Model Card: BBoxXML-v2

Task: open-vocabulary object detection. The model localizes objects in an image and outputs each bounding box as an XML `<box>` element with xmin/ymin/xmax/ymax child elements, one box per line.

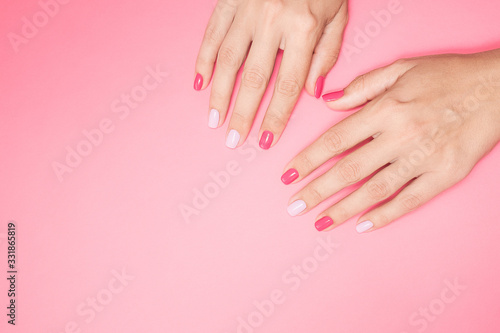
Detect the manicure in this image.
<box><xmin>287</xmin><ymin>200</ymin><xmax>306</xmax><ymax>217</ymax></box>
<box><xmin>356</xmin><ymin>220</ymin><xmax>374</xmax><ymax>233</ymax></box>
<box><xmin>259</xmin><ymin>131</ymin><xmax>274</xmax><ymax>150</ymax></box>
<box><xmin>322</xmin><ymin>90</ymin><xmax>344</xmax><ymax>102</ymax></box>
<box><xmin>315</xmin><ymin>216</ymin><xmax>334</xmax><ymax>231</ymax></box>
<box><xmin>225</xmin><ymin>129</ymin><xmax>240</xmax><ymax>149</ymax></box>
<box><xmin>194</xmin><ymin>73</ymin><xmax>203</xmax><ymax>91</ymax></box>
<box><xmin>208</xmin><ymin>109</ymin><xmax>219</xmax><ymax>129</ymax></box>
<box><xmin>281</xmin><ymin>168</ymin><xmax>299</xmax><ymax>185</ymax></box>
<box><xmin>315</xmin><ymin>76</ymin><xmax>325</xmax><ymax>99</ymax></box>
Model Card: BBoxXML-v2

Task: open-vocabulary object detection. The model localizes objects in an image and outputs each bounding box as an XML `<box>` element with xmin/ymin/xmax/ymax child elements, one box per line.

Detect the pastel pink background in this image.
<box><xmin>1</xmin><ymin>0</ymin><xmax>500</xmax><ymax>332</ymax></box>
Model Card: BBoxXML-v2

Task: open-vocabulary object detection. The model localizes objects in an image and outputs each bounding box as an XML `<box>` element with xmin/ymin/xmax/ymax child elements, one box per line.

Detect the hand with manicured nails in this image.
<box><xmin>282</xmin><ymin>50</ymin><xmax>500</xmax><ymax>233</ymax></box>
<box><xmin>194</xmin><ymin>0</ymin><xmax>348</xmax><ymax>149</ymax></box>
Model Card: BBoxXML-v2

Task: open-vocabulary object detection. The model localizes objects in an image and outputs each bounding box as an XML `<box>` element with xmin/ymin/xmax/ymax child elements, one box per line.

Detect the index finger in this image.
<box><xmin>281</xmin><ymin>107</ymin><xmax>382</xmax><ymax>184</ymax></box>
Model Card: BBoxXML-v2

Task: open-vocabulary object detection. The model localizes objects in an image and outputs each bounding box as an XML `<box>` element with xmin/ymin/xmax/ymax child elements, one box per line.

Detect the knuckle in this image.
<box><xmin>218</xmin><ymin>0</ymin><xmax>239</xmax><ymax>9</ymax></box>
<box><xmin>381</xmin><ymin>96</ymin><xmax>404</xmax><ymax>109</ymax></box>
<box><xmin>297</xmin><ymin>153</ymin><xmax>314</xmax><ymax>171</ymax></box>
<box><xmin>337</xmin><ymin>159</ymin><xmax>362</xmax><ymax>184</ymax></box>
<box><xmin>323</xmin><ymin>51</ymin><xmax>340</xmax><ymax>66</ymax></box>
<box><xmin>305</xmin><ymin>186</ymin><xmax>324</xmax><ymax>203</ymax></box>
<box><xmin>328</xmin><ymin>201</ymin><xmax>355</xmax><ymax>223</ymax></box>
<box><xmin>298</xmin><ymin>12</ymin><xmax>319</xmax><ymax>33</ymax></box>
<box><xmin>218</xmin><ymin>46</ymin><xmax>239</xmax><ymax>69</ymax></box>
<box><xmin>205</xmin><ymin>24</ymin><xmax>221</xmax><ymax>45</ymax></box>
<box><xmin>399</xmin><ymin>120</ymin><xmax>427</xmax><ymax>144</ymax></box>
<box><xmin>209</xmin><ymin>89</ymin><xmax>225</xmax><ymax>103</ymax></box>
<box><xmin>377</xmin><ymin>214</ymin><xmax>390</xmax><ymax>226</ymax></box>
<box><xmin>392</xmin><ymin>58</ymin><xmax>408</xmax><ymax>67</ymax></box>
<box><xmin>383</xmin><ymin>86</ymin><xmax>416</xmax><ymax>105</ymax></box>
<box><xmin>392</xmin><ymin>57</ymin><xmax>416</xmax><ymax>72</ymax></box>
<box><xmin>197</xmin><ymin>54</ymin><xmax>211</xmax><ymax>68</ymax></box>
<box><xmin>450</xmin><ymin>164</ymin><xmax>470</xmax><ymax>182</ymax></box>
<box><xmin>338</xmin><ymin>9</ymin><xmax>349</xmax><ymax>26</ymax></box>
<box><xmin>230</xmin><ymin>111</ymin><xmax>250</xmax><ymax>125</ymax></box>
<box><xmin>440</xmin><ymin>152</ymin><xmax>471</xmax><ymax>182</ymax></box>
<box><xmin>242</xmin><ymin>68</ymin><xmax>267</xmax><ymax>90</ymax></box>
<box><xmin>323</xmin><ymin>129</ymin><xmax>345</xmax><ymax>154</ymax></box>
<box><xmin>366</xmin><ymin>180</ymin><xmax>390</xmax><ymax>201</ymax></box>
<box><xmin>265</xmin><ymin>113</ymin><xmax>287</xmax><ymax>130</ymax></box>
<box><xmin>333</xmin><ymin>205</ymin><xmax>350</xmax><ymax>223</ymax></box>
<box><xmin>276</xmin><ymin>76</ymin><xmax>301</xmax><ymax>98</ymax></box>
<box><xmin>400</xmin><ymin>193</ymin><xmax>422</xmax><ymax>211</ymax></box>
<box><xmin>453</xmin><ymin>168</ymin><xmax>472</xmax><ymax>183</ymax></box>
<box><xmin>352</xmin><ymin>73</ymin><xmax>368</xmax><ymax>92</ymax></box>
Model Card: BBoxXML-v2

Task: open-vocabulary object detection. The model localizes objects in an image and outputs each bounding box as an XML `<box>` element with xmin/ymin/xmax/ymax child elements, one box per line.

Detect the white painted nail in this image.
<box><xmin>208</xmin><ymin>109</ymin><xmax>219</xmax><ymax>129</ymax></box>
<box><xmin>287</xmin><ymin>200</ymin><xmax>307</xmax><ymax>217</ymax></box>
<box><xmin>356</xmin><ymin>221</ymin><xmax>374</xmax><ymax>233</ymax></box>
<box><xmin>225</xmin><ymin>129</ymin><xmax>240</xmax><ymax>149</ymax></box>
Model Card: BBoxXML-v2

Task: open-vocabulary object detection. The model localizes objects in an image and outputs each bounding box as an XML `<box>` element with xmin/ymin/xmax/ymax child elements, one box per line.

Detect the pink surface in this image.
<box><xmin>1</xmin><ymin>0</ymin><xmax>500</xmax><ymax>332</ymax></box>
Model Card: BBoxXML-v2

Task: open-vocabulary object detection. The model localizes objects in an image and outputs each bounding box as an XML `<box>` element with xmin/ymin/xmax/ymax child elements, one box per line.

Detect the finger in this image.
<box><xmin>355</xmin><ymin>172</ymin><xmax>450</xmax><ymax>233</ymax></box>
<box><xmin>225</xmin><ymin>37</ymin><xmax>279</xmax><ymax>148</ymax></box>
<box><xmin>258</xmin><ymin>39</ymin><xmax>316</xmax><ymax>149</ymax></box>
<box><xmin>306</xmin><ymin>3</ymin><xmax>349</xmax><ymax>98</ymax></box>
<box><xmin>286</xmin><ymin>136</ymin><xmax>398</xmax><ymax>216</ymax></box>
<box><xmin>195</xmin><ymin>2</ymin><xmax>238</xmax><ymax>90</ymax></box>
<box><xmin>313</xmin><ymin>160</ymin><xmax>420</xmax><ymax>231</ymax></box>
<box><xmin>208</xmin><ymin>23</ymin><xmax>252</xmax><ymax>130</ymax></box>
<box><xmin>281</xmin><ymin>106</ymin><xmax>381</xmax><ymax>184</ymax></box>
<box><xmin>322</xmin><ymin>59</ymin><xmax>416</xmax><ymax>109</ymax></box>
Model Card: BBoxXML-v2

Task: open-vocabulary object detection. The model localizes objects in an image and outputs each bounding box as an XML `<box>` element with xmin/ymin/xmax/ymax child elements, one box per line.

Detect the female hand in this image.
<box><xmin>194</xmin><ymin>0</ymin><xmax>348</xmax><ymax>149</ymax></box>
<box><xmin>282</xmin><ymin>50</ymin><xmax>500</xmax><ymax>232</ymax></box>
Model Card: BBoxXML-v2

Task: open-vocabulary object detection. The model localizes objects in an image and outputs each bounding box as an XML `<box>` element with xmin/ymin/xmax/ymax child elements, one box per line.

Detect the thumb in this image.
<box><xmin>323</xmin><ymin>58</ymin><xmax>416</xmax><ymax>110</ymax></box>
<box><xmin>305</xmin><ymin>4</ymin><xmax>348</xmax><ymax>98</ymax></box>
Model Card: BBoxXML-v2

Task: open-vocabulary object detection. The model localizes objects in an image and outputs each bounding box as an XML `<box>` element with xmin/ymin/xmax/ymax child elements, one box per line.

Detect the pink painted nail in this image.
<box><xmin>194</xmin><ymin>73</ymin><xmax>203</xmax><ymax>91</ymax></box>
<box><xmin>322</xmin><ymin>90</ymin><xmax>344</xmax><ymax>102</ymax></box>
<box><xmin>287</xmin><ymin>200</ymin><xmax>307</xmax><ymax>216</ymax></box>
<box><xmin>281</xmin><ymin>168</ymin><xmax>299</xmax><ymax>185</ymax></box>
<box><xmin>315</xmin><ymin>76</ymin><xmax>325</xmax><ymax>99</ymax></box>
<box><xmin>315</xmin><ymin>216</ymin><xmax>334</xmax><ymax>231</ymax></box>
<box><xmin>356</xmin><ymin>220</ymin><xmax>374</xmax><ymax>233</ymax></box>
<box><xmin>259</xmin><ymin>131</ymin><xmax>274</xmax><ymax>150</ymax></box>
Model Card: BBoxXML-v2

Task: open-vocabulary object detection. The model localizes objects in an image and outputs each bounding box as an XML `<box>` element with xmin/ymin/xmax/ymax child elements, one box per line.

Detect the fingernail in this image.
<box><xmin>315</xmin><ymin>76</ymin><xmax>325</xmax><ymax>99</ymax></box>
<box><xmin>287</xmin><ymin>200</ymin><xmax>306</xmax><ymax>217</ymax></box>
<box><xmin>225</xmin><ymin>129</ymin><xmax>240</xmax><ymax>149</ymax></box>
<box><xmin>208</xmin><ymin>109</ymin><xmax>219</xmax><ymax>129</ymax></box>
<box><xmin>315</xmin><ymin>216</ymin><xmax>334</xmax><ymax>231</ymax></box>
<box><xmin>281</xmin><ymin>168</ymin><xmax>299</xmax><ymax>185</ymax></box>
<box><xmin>194</xmin><ymin>73</ymin><xmax>203</xmax><ymax>91</ymax></box>
<box><xmin>322</xmin><ymin>90</ymin><xmax>344</xmax><ymax>102</ymax></box>
<box><xmin>259</xmin><ymin>131</ymin><xmax>274</xmax><ymax>150</ymax></box>
<box><xmin>356</xmin><ymin>220</ymin><xmax>374</xmax><ymax>233</ymax></box>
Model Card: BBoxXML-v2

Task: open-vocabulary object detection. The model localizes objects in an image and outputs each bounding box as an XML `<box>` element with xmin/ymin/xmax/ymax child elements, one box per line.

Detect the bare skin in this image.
<box><xmin>284</xmin><ymin>50</ymin><xmax>500</xmax><ymax>232</ymax></box>
<box><xmin>195</xmin><ymin>0</ymin><xmax>348</xmax><ymax>148</ymax></box>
